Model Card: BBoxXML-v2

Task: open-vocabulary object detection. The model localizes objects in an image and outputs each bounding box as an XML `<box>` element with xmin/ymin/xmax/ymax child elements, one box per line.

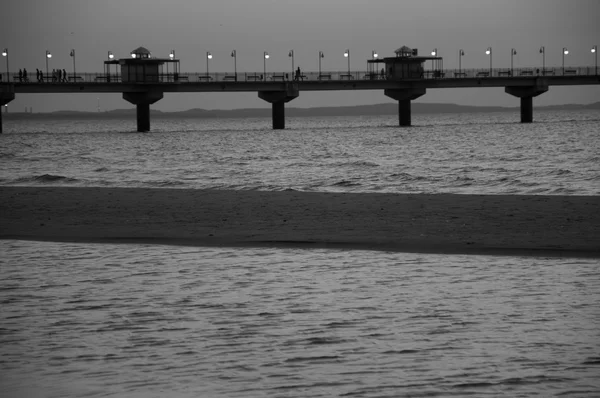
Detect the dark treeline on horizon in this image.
<box><xmin>3</xmin><ymin>102</ymin><xmax>599</xmax><ymax>119</ymax></box>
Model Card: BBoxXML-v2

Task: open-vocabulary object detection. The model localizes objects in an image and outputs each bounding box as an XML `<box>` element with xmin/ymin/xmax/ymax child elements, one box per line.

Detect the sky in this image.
<box><xmin>1</xmin><ymin>0</ymin><xmax>599</xmax><ymax>112</ymax></box>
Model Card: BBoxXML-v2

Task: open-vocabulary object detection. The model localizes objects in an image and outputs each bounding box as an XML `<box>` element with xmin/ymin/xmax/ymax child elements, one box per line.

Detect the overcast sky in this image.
<box><xmin>2</xmin><ymin>0</ymin><xmax>599</xmax><ymax>112</ymax></box>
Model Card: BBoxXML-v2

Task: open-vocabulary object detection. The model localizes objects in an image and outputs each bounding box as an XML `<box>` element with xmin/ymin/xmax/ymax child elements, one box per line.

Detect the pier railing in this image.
<box><xmin>2</xmin><ymin>66</ymin><xmax>597</xmax><ymax>84</ymax></box>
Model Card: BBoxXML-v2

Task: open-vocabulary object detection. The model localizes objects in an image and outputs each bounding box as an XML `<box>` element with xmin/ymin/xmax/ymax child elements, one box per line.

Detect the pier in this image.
<box><xmin>1</xmin><ymin>46</ymin><xmax>599</xmax><ymax>132</ymax></box>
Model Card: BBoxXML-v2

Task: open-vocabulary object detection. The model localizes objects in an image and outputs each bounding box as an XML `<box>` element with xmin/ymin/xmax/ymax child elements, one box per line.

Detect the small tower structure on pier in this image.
<box><xmin>106</xmin><ymin>47</ymin><xmax>180</xmax><ymax>132</ymax></box>
<box><xmin>104</xmin><ymin>47</ymin><xmax>180</xmax><ymax>83</ymax></box>
<box><xmin>368</xmin><ymin>46</ymin><xmax>443</xmax><ymax>79</ymax></box>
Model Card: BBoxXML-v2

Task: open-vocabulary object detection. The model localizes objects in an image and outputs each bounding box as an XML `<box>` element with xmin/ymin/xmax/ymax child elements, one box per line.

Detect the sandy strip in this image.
<box><xmin>1</xmin><ymin>187</ymin><xmax>599</xmax><ymax>257</ymax></box>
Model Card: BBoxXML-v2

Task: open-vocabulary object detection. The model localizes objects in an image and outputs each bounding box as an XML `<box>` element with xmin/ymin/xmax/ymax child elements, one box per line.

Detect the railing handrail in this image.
<box><xmin>1</xmin><ymin>65</ymin><xmax>598</xmax><ymax>84</ymax></box>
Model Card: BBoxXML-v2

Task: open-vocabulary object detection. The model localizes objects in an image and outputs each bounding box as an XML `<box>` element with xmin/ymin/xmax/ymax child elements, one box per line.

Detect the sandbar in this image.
<box><xmin>1</xmin><ymin>187</ymin><xmax>599</xmax><ymax>257</ymax></box>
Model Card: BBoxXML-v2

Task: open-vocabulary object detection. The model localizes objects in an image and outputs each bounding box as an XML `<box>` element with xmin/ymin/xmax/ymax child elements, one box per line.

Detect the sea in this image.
<box><xmin>1</xmin><ymin>110</ymin><xmax>599</xmax><ymax>397</ymax></box>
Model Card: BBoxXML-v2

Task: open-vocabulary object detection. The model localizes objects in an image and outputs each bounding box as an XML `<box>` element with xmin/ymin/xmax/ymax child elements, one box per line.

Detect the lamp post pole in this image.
<box><xmin>459</xmin><ymin>49</ymin><xmax>464</xmax><ymax>75</ymax></box>
<box><xmin>231</xmin><ymin>50</ymin><xmax>237</xmax><ymax>81</ymax></box>
<box><xmin>1</xmin><ymin>49</ymin><xmax>8</xmax><ymax>82</ymax></box>
<box><xmin>486</xmin><ymin>47</ymin><xmax>492</xmax><ymax>76</ymax></box>
<box><xmin>592</xmin><ymin>45</ymin><xmax>598</xmax><ymax>75</ymax></box>
<box><xmin>371</xmin><ymin>50</ymin><xmax>377</xmax><ymax>75</ymax></box>
<box><xmin>344</xmin><ymin>49</ymin><xmax>350</xmax><ymax>75</ymax></box>
<box><xmin>45</xmin><ymin>50</ymin><xmax>52</xmax><ymax>80</ymax></box>
<box><xmin>430</xmin><ymin>48</ymin><xmax>437</xmax><ymax>75</ymax></box>
<box><xmin>511</xmin><ymin>48</ymin><xmax>516</xmax><ymax>75</ymax></box>
<box><xmin>263</xmin><ymin>52</ymin><xmax>269</xmax><ymax>80</ymax></box>
<box><xmin>562</xmin><ymin>47</ymin><xmax>568</xmax><ymax>75</ymax></box>
<box><xmin>206</xmin><ymin>52</ymin><xmax>212</xmax><ymax>77</ymax></box>
<box><xmin>289</xmin><ymin>50</ymin><xmax>294</xmax><ymax>77</ymax></box>
<box><xmin>318</xmin><ymin>51</ymin><xmax>323</xmax><ymax>77</ymax></box>
<box><xmin>107</xmin><ymin>51</ymin><xmax>114</xmax><ymax>81</ymax></box>
<box><xmin>540</xmin><ymin>46</ymin><xmax>545</xmax><ymax>73</ymax></box>
<box><xmin>70</xmin><ymin>49</ymin><xmax>76</xmax><ymax>81</ymax></box>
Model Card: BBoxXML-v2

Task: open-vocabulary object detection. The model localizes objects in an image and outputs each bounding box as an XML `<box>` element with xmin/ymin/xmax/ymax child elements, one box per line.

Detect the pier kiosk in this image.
<box><xmin>369</xmin><ymin>46</ymin><xmax>442</xmax><ymax>126</ymax></box>
<box><xmin>113</xmin><ymin>47</ymin><xmax>179</xmax><ymax>132</ymax></box>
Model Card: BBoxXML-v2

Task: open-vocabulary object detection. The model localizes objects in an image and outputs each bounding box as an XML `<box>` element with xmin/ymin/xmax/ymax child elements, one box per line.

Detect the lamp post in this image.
<box><xmin>318</xmin><ymin>51</ymin><xmax>324</xmax><ymax>76</ymax></box>
<box><xmin>344</xmin><ymin>49</ymin><xmax>350</xmax><ymax>75</ymax></box>
<box><xmin>45</xmin><ymin>50</ymin><xmax>52</xmax><ymax>80</ymax></box>
<box><xmin>592</xmin><ymin>45</ymin><xmax>597</xmax><ymax>75</ymax></box>
<box><xmin>263</xmin><ymin>51</ymin><xmax>269</xmax><ymax>80</ymax></box>
<box><xmin>206</xmin><ymin>52</ymin><xmax>212</xmax><ymax>77</ymax></box>
<box><xmin>168</xmin><ymin>50</ymin><xmax>175</xmax><ymax>80</ymax></box>
<box><xmin>107</xmin><ymin>51</ymin><xmax>114</xmax><ymax>81</ymax></box>
<box><xmin>289</xmin><ymin>50</ymin><xmax>294</xmax><ymax>76</ymax></box>
<box><xmin>511</xmin><ymin>48</ymin><xmax>516</xmax><ymax>75</ymax></box>
<box><xmin>485</xmin><ymin>47</ymin><xmax>492</xmax><ymax>76</ymax></box>
<box><xmin>562</xmin><ymin>47</ymin><xmax>568</xmax><ymax>75</ymax></box>
<box><xmin>371</xmin><ymin>50</ymin><xmax>377</xmax><ymax>74</ymax></box>
<box><xmin>1</xmin><ymin>49</ymin><xmax>8</xmax><ymax>82</ymax></box>
<box><xmin>540</xmin><ymin>46</ymin><xmax>545</xmax><ymax>72</ymax></box>
<box><xmin>231</xmin><ymin>50</ymin><xmax>237</xmax><ymax>81</ymax></box>
<box><xmin>70</xmin><ymin>49</ymin><xmax>76</xmax><ymax>81</ymax></box>
<box><xmin>430</xmin><ymin>48</ymin><xmax>437</xmax><ymax>74</ymax></box>
<box><xmin>459</xmin><ymin>49</ymin><xmax>465</xmax><ymax>75</ymax></box>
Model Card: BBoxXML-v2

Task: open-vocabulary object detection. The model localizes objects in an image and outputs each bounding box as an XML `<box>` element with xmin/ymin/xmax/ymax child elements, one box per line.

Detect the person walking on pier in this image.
<box><xmin>36</xmin><ymin>69</ymin><xmax>41</xmax><ymax>82</ymax></box>
<box><xmin>23</xmin><ymin>68</ymin><xmax>28</xmax><ymax>82</ymax></box>
<box><xmin>62</xmin><ymin>69</ymin><xmax>67</xmax><ymax>82</ymax></box>
<box><xmin>295</xmin><ymin>67</ymin><xmax>302</xmax><ymax>81</ymax></box>
<box><xmin>18</xmin><ymin>69</ymin><xmax>23</xmax><ymax>82</ymax></box>
<box><xmin>58</xmin><ymin>69</ymin><xmax>62</xmax><ymax>82</ymax></box>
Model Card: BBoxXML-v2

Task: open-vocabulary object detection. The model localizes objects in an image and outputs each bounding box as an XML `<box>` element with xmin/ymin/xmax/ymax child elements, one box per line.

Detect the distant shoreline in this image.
<box><xmin>4</xmin><ymin>102</ymin><xmax>599</xmax><ymax>120</ymax></box>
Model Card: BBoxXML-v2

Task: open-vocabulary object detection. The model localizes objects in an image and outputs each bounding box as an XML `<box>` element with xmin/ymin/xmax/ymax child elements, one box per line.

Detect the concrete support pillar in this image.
<box><xmin>136</xmin><ymin>103</ymin><xmax>150</xmax><ymax>132</ymax></box>
<box><xmin>399</xmin><ymin>99</ymin><xmax>411</xmax><ymax>127</ymax></box>
<box><xmin>520</xmin><ymin>96</ymin><xmax>533</xmax><ymax>123</ymax></box>
<box><xmin>0</xmin><ymin>92</ymin><xmax>16</xmax><ymax>134</ymax></box>
<box><xmin>122</xmin><ymin>91</ymin><xmax>164</xmax><ymax>132</ymax></box>
<box><xmin>505</xmin><ymin>82</ymin><xmax>548</xmax><ymax>124</ymax></box>
<box><xmin>384</xmin><ymin>88</ymin><xmax>426</xmax><ymax>127</ymax></box>
<box><xmin>258</xmin><ymin>85</ymin><xmax>299</xmax><ymax>130</ymax></box>
<box><xmin>272</xmin><ymin>101</ymin><xmax>285</xmax><ymax>130</ymax></box>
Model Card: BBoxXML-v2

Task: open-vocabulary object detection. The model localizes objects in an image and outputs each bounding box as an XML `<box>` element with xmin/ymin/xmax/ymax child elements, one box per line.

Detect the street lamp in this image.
<box><xmin>371</xmin><ymin>50</ymin><xmax>377</xmax><ymax>74</ymax></box>
<box><xmin>289</xmin><ymin>50</ymin><xmax>294</xmax><ymax>76</ymax></box>
<box><xmin>45</xmin><ymin>50</ymin><xmax>52</xmax><ymax>80</ymax></box>
<box><xmin>2</xmin><ymin>49</ymin><xmax>8</xmax><ymax>82</ymax></box>
<box><xmin>263</xmin><ymin>51</ymin><xmax>269</xmax><ymax>80</ymax></box>
<box><xmin>107</xmin><ymin>51</ymin><xmax>114</xmax><ymax>81</ymax></box>
<box><xmin>540</xmin><ymin>46</ymin><xmax>545</xmax><ymax>72</ymax></box>
<box><xmin>459</xmin><ymin>49</ymin><xmax>465</xmax><ymax>75</ymax></box>
<box><xmin>592</xmin><ymin>45</ymin><xmax>597</xmax><ymax>75</ymax></box>
<box><xmin>231</xmin><ymin>50</ymin><xmax>237</xmax><ymax>81</ymax></box>
<box><xmin>562</xmin><ymin>47</ymin><xmax>568</xmax><ymax>75</ymax></box>
<box><xmin>485</xmin><ymin>47</ymin><xmax>492</xmax><ymax>75</ymax></box>
<box><xmin>70</xmin><ymin>49</ymin><xmax>76</xmax><ymax>81</ymax></box>
<box><xmin>318</xmin><ymin>50</ymin><xmax>324</xmax><ymax>76</ymax></box>
<box><xmin>206</xmin><ymin>52</ymin><xmax>212</xmax><ymax>77</ymax></box>
<box><xmin>511</xmin><ymin>48</ymin><xmax>517</xmax><ymax>75</ymax></box>
<box><xmin>344</xmin><ymin>49</ymin><xmax>350</xmax><ymax>74</ymax></box>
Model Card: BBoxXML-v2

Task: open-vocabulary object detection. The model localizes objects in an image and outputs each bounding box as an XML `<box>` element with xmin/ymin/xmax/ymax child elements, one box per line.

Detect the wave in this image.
<box><xmin>13</xmin><ymin>174</ymin><xmax>80</xmax><ymax>184</ymax></box>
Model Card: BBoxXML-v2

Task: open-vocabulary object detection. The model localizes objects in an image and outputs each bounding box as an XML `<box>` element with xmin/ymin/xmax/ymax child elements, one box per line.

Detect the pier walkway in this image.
<box><xmin>1</xmin><ymin>66</ymin><xmax>599</xmax><ymax>132</ymax></box>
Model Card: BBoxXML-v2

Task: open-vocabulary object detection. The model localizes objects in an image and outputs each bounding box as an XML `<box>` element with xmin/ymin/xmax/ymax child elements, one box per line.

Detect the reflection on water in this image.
<box><xmin>1</xmin><ymin>240</ymin><xmax>599</xmax><ymax>397</ymax></box>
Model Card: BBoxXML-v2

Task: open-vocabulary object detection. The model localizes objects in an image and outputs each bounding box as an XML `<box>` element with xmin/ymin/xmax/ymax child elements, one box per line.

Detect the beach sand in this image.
<box><xmin>1</xmin><ymin>187</ymin><xmax>599</xmax><ymax>257</ymax></box>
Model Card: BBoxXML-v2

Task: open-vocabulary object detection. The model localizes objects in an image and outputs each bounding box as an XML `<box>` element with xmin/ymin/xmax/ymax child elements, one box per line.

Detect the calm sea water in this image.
<box><xmin>1</xmin><ymin>111</ymin><xmax>599</xmax><ymax>397</ymax></box>
<box><xmin>1</xmin><ymin>240</ymin><xmax>599</xmax><ymax>397</ymax></box>
<box><xmin>1</xmin><ymin>110</ymin><xmax>599</xmax><ymax>195</ymax></box>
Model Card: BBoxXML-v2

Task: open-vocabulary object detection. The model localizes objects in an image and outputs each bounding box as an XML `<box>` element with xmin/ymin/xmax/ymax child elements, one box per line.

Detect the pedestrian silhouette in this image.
<box><xmin>23</xmin><ymin>68</ymin><xmax>28</xmax><ymax>82</ymax></box>
<box><xmin>58</xmin><ymin>69</ymin><xmax>62</xmax><ymax>82</ymax></box>
<box><xmin>295</xmin><ymin>67</ymin><xmax>301</xmax><ymax>81</ymax></box>
<box><xmin>18</xmin><ymin>69</ymin><xmax>23</xmax><ymax>82</ymax></box>
<box><xmin>63</xmin><ymin>69</ymin><xmax>67</xmax><ymax>82</ymax></box>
